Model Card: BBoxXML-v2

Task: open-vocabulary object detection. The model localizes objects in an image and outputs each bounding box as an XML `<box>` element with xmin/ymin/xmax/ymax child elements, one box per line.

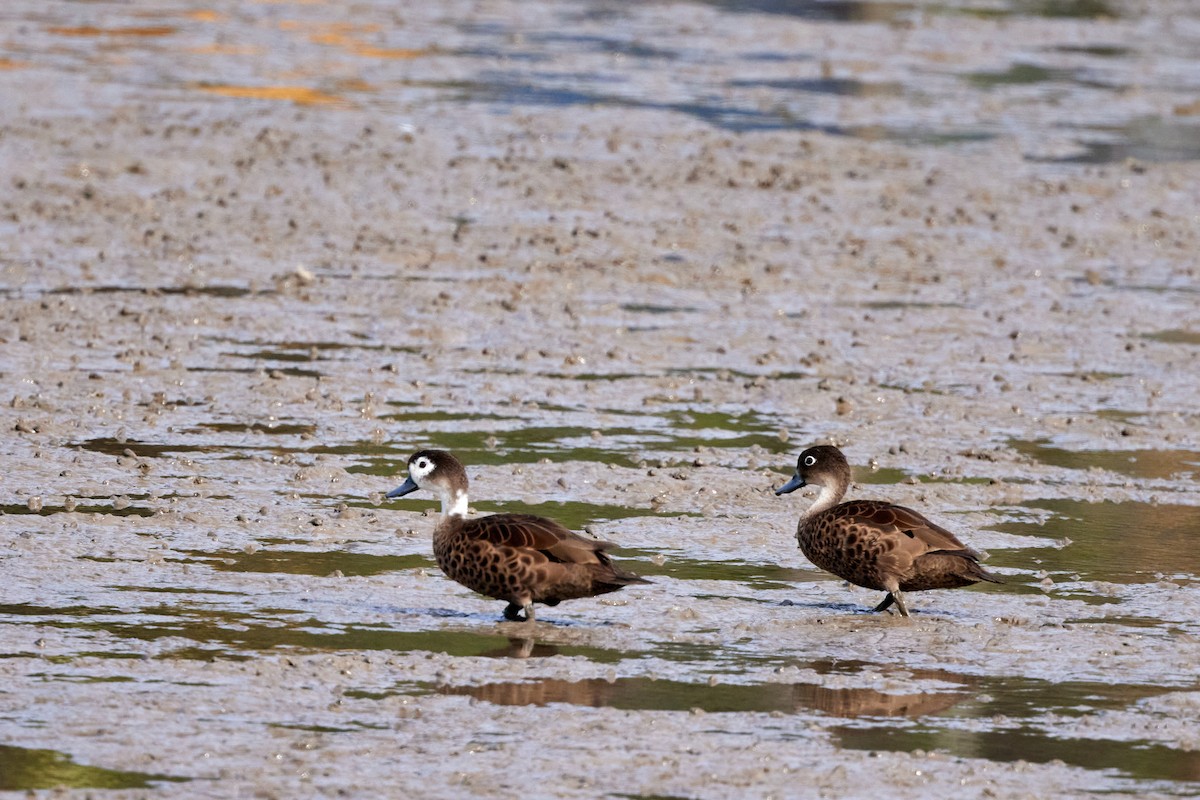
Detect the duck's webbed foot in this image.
<box><xmin>872</xmin><ymin>593</ymin><xmax>895</xmax><ymax>614</ymax></box>
<box><xmin>873</xmin><ymin>592</ymin><xmax>910</xmax><ymax>617</ymax></box>
<box><xmin>502</xmin><ymin>602</ymin><xmax>536</xmax><ymax>622</ymax></box>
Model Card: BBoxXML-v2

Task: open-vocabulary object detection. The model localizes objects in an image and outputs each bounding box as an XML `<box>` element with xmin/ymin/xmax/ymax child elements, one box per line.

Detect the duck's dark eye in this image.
<box><xmin>803</xmin><ymin>455</ymin><xmax>816</xmax><ymax>467</ymax></box>
<box><xmin>416</xmin><ymin>459</ymin><xmax>428</xmax><ymax>470</ymax></box>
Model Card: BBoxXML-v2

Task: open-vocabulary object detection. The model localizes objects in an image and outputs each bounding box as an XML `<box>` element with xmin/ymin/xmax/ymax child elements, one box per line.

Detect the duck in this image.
<box><xmin>775</xmin><ymin>444</ymin><xmax>1001</xmax><ymax>616</ymax></box>
<box><xmin>387</xmin><ymin>449</ymin><xmax>649</xmax><ymax>622</ymax></box>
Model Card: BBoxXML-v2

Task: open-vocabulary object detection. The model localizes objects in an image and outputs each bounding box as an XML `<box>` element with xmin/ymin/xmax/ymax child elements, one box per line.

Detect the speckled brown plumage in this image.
<box><xmin>776</xmin><ymin>445</ymin><xmax>1001</xmax><ymax>616</ymax></box>
<box><xmin>388</xmin><ymin>449</ymin><xmax>649</xmax><ymax>622</ymax></box>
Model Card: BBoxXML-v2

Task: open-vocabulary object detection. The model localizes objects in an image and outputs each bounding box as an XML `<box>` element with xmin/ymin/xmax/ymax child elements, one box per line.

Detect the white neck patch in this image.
<box><xmin>804</xmin><ymin>483</ymin><xmax>842</xmax><ymax>518</ymax></box>
<box><xmin>444</xmin><ymin>489</ymin><xmax>469</xmax><ymax>518</ymax></box>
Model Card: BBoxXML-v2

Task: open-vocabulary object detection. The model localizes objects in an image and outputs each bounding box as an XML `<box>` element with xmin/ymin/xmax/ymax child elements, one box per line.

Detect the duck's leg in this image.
<box><xmin>892</xmin><ymin>591</ymin><xmax>911</xmax><ymax>618</ymax></box>
<box><xmin>503</xmin><ymin>599</ymin><xmax>537</xmax><ymax>622</ymax></box>
<box><xmin>872</xmin><ymin>593</ymin><xmax>895</xmax><ymax>614</ymax></box>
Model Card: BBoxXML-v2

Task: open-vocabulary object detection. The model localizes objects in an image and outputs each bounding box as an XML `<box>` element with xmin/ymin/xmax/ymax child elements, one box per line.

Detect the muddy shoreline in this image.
<box><xmin>3</xmin><ymin>0</ymin><xmax>1200</xmax><ymax>797</ymax></box>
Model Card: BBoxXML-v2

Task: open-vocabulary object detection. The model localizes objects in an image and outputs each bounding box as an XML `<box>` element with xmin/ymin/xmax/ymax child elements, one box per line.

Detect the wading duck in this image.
<box><xmin>775</xmin><ymin>445</ymin><xmax>1000</xmax><ymax>616</ymax></box>
<box><xmin>388</xmin><ymin>449</ymin><xmax>649</xmax><ymax>622</ymax></box>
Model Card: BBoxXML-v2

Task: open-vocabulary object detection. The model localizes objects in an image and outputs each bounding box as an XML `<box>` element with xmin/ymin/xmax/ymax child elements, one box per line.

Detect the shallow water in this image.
<box><xmin>995</xmin><ymin>499</ymin><xmax>1200</xmax><ymax>581</ymax></box>
<box><xmin>836</xmin><ymin>726</ymin><xmax>1200</xmax><ymax>786</ymax></box>
<box><xmin>0</xmin><ymin>0</ymin><xmax>1195</xmax><ymax>163</ymax></box>
<box><xmin>0</xmin><ymin>744</ymin><xmax>187</xmax><ymax>791</ymax></box>
<box><xmin>2</xmin><ymin>0</ymin><xmax>1200</xmax><ymax>797</ymax></box>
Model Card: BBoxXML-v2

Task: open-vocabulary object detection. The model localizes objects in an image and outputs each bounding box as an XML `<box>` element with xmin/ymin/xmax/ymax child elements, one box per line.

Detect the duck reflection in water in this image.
<box><xmin>437</xmin><ymin>674</ymin><xmax>970</xmax><ymax>717</ymax></box>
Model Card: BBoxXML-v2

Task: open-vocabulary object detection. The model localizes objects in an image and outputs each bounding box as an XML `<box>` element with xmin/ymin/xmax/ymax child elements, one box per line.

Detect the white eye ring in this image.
<box><xmin>803</xmin><ymin>455</ymin><xmax>817</xmax><ymax>467</ymax></box>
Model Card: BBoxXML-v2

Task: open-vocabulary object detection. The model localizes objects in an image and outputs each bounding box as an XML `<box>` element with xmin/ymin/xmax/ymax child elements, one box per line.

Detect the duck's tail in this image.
<box><xmin>904</xmin><ymin>550</ymin><xmax>1003</xmax><ymax>591</ymax></box>
<box><xmin>952</xmin><ymin>551</ymin><xmax>1004</xmax><ymax>584</ymax></box>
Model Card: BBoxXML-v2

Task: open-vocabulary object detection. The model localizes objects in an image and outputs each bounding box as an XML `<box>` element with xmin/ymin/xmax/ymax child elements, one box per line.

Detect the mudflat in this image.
<box><xmin>2</xmin><ymin>1</ymin><xmax>1199</xmax><ymax>797</ymax></box>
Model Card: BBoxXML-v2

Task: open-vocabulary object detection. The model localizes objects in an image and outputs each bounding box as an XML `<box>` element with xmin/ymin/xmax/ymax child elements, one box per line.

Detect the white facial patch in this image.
<box><xmin>803</xmin><ymin>455</ymin><xmax>817</xmax><ymax>467</ymax></box>
<box><xmin>409</xmin><ymin>456</ymin><xmax>437</xmax><ymax>484</ymax></box>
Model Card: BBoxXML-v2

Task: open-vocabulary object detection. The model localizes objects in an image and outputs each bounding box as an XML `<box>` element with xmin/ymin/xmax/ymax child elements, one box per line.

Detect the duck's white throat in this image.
<box><xmin>442</xmin><ymin>489</ymin><xmax>469</xmax><ymax>518</ymax></box>
<box><xmin>803</xmin><ymin>483</ymin><xmax>842</xmax><ymax>518</ymax></box>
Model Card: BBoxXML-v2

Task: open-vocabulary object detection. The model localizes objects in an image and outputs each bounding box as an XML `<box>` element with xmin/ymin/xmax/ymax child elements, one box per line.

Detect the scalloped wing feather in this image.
<box><xmin>461</xmin><ymin>513</ymin><xmax>612</xmax><ymax>565</ymax></box>
<box><xmin>837</xmin><ymin>500</ymin><xmax>972</xmax><ymax>555</ymax></box>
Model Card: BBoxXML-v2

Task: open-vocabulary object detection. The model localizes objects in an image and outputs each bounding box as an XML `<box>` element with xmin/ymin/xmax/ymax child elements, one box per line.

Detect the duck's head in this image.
<box><xmin>775</xmin><ymin>445</ymin><xmax>849</xmax><ymax>495</ymax></box>
<box><xmin>387</xmin><ymin>449</ymin><xmax>470</xmax><ymax>516</ymax></box>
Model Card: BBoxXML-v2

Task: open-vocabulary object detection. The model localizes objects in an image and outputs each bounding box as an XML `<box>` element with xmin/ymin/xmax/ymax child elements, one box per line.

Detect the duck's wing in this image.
<box><xmin>838</xmin><ymin>500</ymin><xmax>974</xmax><ymax>555</ymax></box>
<box><xmin>463</xmin><ymin>513</ymin><xmax>613</xmax><ymax>565</ymax></box>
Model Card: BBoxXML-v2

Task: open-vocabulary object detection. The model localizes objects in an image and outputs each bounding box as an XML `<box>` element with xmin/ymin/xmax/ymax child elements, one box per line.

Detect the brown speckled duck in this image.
<box><xmin>775</xmin><ymin>445</ymin><xmax>1000</xmax><ymax>617</ymax></box>
<box><xmin>387</xmin><ymin>449</ymin><xmax>649</xmax><ymax>622</ymax></box>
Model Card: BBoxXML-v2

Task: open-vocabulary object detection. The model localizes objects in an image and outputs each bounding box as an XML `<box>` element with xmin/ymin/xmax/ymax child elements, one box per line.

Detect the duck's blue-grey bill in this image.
<box><xmin>775</xmin><ymin>474</ymin><xmax>806</xmax><ymax>496</ymax></box>
<box><xmin>386</xmin><ymin>477</ymin><xmax>419</xmax><ymax>499</ymax></box>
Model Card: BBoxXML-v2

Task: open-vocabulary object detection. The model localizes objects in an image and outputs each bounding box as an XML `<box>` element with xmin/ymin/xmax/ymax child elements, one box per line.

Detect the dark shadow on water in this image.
<box><xmin>0</xmin><ymin>744</ymin><xmax>187</xmax><ymax>791</ymax></box>
<box><xmin>778</xmin><ymin>598</ymin><xmax>876</xmax><ymax>615</ymax></box>
<box><xmin>773</xmin><ymin>596</ymin><xmax>976</xmax><ymax>617</ymax></box>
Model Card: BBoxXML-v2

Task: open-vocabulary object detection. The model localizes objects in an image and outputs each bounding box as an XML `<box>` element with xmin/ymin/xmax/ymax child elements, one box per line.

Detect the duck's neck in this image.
<box><xmin>441</xmin><ymin>488</ymin><xmax>469</xmax><ymax>519</ymax></box>
<box><xmin>804</xmin><ymin>478</ymin><xmax>847</xmax><ymax>519</ymax></box>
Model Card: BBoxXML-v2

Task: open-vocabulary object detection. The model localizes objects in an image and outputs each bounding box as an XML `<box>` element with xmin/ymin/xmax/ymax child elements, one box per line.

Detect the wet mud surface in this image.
<box><xmin>2</xmin><ymin>0</ymin><xmax>1200</xmax><ymax>797</ymax></box>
